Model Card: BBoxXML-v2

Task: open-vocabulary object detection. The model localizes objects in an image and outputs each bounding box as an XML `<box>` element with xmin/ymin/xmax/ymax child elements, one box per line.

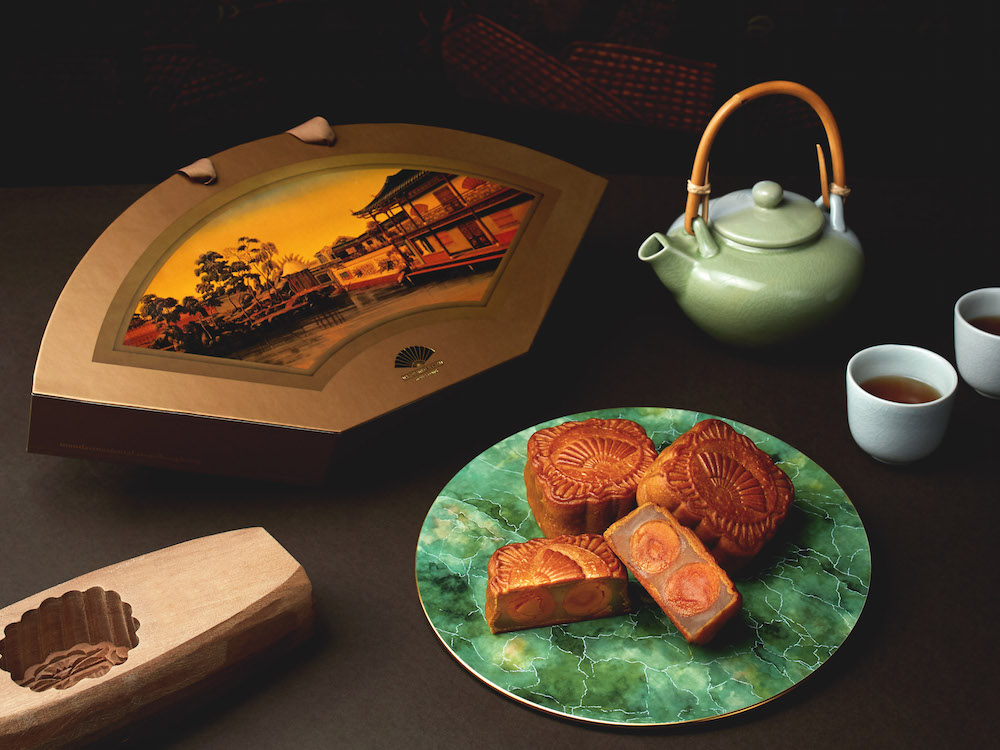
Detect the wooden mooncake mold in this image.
<box><xmin>525</xmin><ymin>418</ymin><xmax>657</xmax><ymax>537</ymax></box>
<box><xmin>636</xmin><ymin>419</ymin><xmax>793</xmax><ymax>571</ymax></box>
<box><xmin>1</xmin><ymin>588</ymin><xmax>140</xmax><ymax>692</ymax></box>
<box><xmin>485</xmin><ymin>534</ymin><xmax>630</xmax><ymax>634</ymax></box>
<box><xmin>604</xmin><ymin>503</ymin><xmax>741</xmax><ymax>645</ymax></box>
<box><xmin>0</xmin><ymin>528</ymin><xmax>313</xmax><ymax>750</ymax></box>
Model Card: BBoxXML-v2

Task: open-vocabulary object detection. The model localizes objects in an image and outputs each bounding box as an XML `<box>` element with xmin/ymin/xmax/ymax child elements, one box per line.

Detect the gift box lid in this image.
<box><xmin>31</xmin><ymin>121</ymin><xmax>606</xmax><ymax>441</ymax></box>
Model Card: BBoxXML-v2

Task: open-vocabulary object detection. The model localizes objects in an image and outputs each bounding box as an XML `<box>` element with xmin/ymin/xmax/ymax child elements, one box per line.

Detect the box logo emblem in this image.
<box><xmin>395</xmin><ymin>345</ymin><xmax>436</xmax><ymax>368</ymax></box>
<box><xmin>396</xmin><ymin>345</ymin><xmax>444</xmax><ymax>381</ymax></box>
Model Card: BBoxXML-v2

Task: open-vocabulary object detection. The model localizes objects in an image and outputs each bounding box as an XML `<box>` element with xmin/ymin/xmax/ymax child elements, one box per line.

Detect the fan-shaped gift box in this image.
<box><xmin>27</xmin><ymin>120</ymin><xmax>605</xmax><ymax>483</ymax></box>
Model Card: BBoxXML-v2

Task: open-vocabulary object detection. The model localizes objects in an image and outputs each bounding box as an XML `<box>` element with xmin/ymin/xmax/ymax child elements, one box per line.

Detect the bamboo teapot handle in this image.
<box><xmin>684</xmin><ymin>80</ymin><xmax>849</xmax><ymax>234</ymax></box>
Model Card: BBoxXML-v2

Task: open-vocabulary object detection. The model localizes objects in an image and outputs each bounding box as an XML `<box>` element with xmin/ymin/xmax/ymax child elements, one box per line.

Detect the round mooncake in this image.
<box><xmin>636</xmin><ymin>419</ymin><xmax>794</xmax><ymax>571</ymax></box>
<box><xmin>525</xmin><ymin>418</ymin><xmax>657</xmax><ymax>537</ymax></box>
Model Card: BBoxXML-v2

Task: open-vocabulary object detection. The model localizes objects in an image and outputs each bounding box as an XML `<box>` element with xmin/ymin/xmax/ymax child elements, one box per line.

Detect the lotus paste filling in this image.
<box><xmin>604</xmin><ymin>503</ymin><xmax>741</xmax><ymax>645</ymax></box>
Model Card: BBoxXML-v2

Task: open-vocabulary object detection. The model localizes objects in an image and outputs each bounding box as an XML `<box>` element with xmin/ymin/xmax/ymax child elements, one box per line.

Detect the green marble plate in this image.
<box><xmin>415</xmin><ymin>407</ymin><xmax>870</xmax><ymax>726</ymax></box>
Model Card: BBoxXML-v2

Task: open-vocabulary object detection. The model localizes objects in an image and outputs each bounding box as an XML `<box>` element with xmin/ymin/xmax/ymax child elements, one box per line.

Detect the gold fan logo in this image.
<box><xmin>395</xmin><ymin>345</ymin><xmax>445</xmax><ymax>381</ymax></box>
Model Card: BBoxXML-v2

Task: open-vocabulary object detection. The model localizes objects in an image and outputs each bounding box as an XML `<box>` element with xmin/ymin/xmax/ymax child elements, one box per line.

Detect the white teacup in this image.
<box><xmin>846</xmin><ymin>344</ymin><xmax>958</xmax><ymax>464</ymax></box>
<box><xmin>955</xmin><ymin>288</ymin><xmax>1000</xmax><ymax>398</ymax></box>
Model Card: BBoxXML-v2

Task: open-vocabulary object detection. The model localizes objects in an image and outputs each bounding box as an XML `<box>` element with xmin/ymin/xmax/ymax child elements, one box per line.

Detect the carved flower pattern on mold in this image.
<box><xmin>0</xmin><ymin>587</ymin><xmax>140</xmax><ymax>692</ymax></box>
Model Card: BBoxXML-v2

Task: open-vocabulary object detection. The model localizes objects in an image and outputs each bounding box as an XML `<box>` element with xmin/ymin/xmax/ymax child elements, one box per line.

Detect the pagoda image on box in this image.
<box><xmin>28</xmin><ymin>119</ymin><xmax>606</xmax><ymax>483</ymax></box>
<box><xmin>0</xmin><ymin>528</ymin><xmax>314</xmax><ymax>749</ymax></box>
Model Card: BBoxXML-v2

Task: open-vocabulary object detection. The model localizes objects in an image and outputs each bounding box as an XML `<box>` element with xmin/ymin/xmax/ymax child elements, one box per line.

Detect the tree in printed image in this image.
<box><xmin>224</xmin><ymin>237</ymin><xmax>284</xmax><ymax>297</ymax></box>
<box><xmin>193</xmin><ymin>250</ymin><xmax>258</xmax><ymax>325</ymax></box>
<box><xmin>136</xmin><ymin>294</ymin><xmax>213</xmax><ymax>352</ymax></box>
<box><xmin>137</xmin><ymin>294</ymin><xmax>182</xmax><ymax>346</ymax></box>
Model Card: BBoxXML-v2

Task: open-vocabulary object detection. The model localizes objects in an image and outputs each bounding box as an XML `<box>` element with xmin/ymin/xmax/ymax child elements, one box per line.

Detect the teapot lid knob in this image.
<box><xmin>752</xmin><ymin>180</ymin><xmax>783</xmax><ymax>208</ymax></box>
<box><xmin>711</xmin><ymin>180</ymin><xmax>824</xmax><ymax>248</ymax></box>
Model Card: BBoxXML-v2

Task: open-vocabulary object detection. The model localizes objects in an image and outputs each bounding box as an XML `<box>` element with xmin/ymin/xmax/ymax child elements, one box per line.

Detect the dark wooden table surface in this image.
<box><xmin>1</xmin><ymin>169</ymin><xmax>996</xmax><ymax>748</ymax></box>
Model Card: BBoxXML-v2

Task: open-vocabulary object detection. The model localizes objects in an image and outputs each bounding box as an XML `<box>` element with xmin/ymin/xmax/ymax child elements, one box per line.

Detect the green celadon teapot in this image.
<box><xmin>639</xmin><ymin>81</ymin><xmax>863</xmax><ymax>347</ymax></box>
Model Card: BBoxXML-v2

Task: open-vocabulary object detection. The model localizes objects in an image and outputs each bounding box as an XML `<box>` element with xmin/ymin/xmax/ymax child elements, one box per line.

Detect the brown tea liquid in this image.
<box><xmin>970</xmin><ymin>315</ymin><xmax>1000</xmax><ymax>335</ymax></box>
<box><xmin>860</xmin><ymin>375</ymin><xmax>941</xmax><ymax>404</ymax></box>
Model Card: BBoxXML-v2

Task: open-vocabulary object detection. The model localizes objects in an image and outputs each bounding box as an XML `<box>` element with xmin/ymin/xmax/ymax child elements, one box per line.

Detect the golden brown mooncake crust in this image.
<box><xmin>485</xmin><ymin>534</ymin><xmax>630</xmax><ymax>634</ymax></box>
<box><xmin>524</xmin><ymin>418</ymin><xmax>657</xmax><ymax>537</ymax></box>
<box><xmin>604</xmin><ymin>503</ymin><xmax>741</xmax><ymax>645</ymax></box>
<box><xmin>636</xmin><ymin>419</ymin><xmax>794</xmax><ymax>571</ymax></box>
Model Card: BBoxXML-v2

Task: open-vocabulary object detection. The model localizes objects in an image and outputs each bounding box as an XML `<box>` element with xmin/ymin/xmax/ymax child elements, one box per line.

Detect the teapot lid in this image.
<box><xmin>710</xmin><ymin>181</ymin><xmax>824</xmax><ymax>248</ymax></box>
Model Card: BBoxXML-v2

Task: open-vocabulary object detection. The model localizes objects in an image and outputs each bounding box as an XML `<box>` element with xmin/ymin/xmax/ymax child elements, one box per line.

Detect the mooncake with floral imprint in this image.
<box><xmin>604</xmin><ymin>502</ymin><xmax>741</xmax><ymax>645</ymax></box>
<box><xmin>485</xmin><ymin>534</ymin><xmax>630</xmax><ymax>634</ymax></box>
<box><xmin>525</xmin><ymin>418</ymin><xmax>657</xmax><ymax>537</ymax></box>
<box><xmin>636</xmin><ymin>419</ymin><xmax>793</xmax><ymax>571</ymax></box>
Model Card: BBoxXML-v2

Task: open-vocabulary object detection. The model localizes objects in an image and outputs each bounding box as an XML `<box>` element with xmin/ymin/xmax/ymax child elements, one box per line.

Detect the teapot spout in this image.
<box><xmin>638</xmin><ymin>232</ymin><xmax>692</xmax><ymax>296</ymax></box>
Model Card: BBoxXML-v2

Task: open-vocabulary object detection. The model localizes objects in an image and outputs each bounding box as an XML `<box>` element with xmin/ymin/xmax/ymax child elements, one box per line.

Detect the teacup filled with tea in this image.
<box><xmin>955</xmin><ymin>288</ymin><xmax>1000</xmax><ymax>398</ymax></box>
<box><xmin>846</xmin><ymin>344</ymin><xmax>958</xmax><ymax>463</ymax></box>
<box><xmin>858</xmin><ymin>374</ymin><xmax>942</xmax><ymax>404</ymax></box>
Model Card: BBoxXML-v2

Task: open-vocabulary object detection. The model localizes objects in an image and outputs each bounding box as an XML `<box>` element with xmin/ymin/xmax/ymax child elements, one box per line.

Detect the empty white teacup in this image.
<box><xmin>846</xmin><ymin>344</ymin><xmax>958</xmax><ymax>464</ymax></box>
<box><xmin>955</xmin><ymin>288</ymin><xmax>1000</xmax><ymax>398</ymax></box>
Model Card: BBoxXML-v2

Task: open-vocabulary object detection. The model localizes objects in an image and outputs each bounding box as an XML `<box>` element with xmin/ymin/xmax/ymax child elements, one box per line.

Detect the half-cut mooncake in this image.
<box><xmin>636</xmin><ymin>419</ymin><xmax>794</xmax><ymax>571</ymax></box>
<box><xmin>525</xmin><ymin>418</ymin><xmax>657</xmax><ymax>537</ymax></box>
<box><xmin>604</xmin><ymin>503</ymin><xmax>741</xmax><ymax>645</ymax></box>
<box><xmin>485</xmin><ymin>534</ymin><xmax>630</xmax><ymax>634</ymax></box>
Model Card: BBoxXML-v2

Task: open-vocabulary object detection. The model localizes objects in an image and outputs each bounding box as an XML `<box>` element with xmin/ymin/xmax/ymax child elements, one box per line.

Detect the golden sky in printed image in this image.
<box><xmin>139</xmin><ymin>166</ymin><xmax>397</xmax><ymax>303</ymax></box>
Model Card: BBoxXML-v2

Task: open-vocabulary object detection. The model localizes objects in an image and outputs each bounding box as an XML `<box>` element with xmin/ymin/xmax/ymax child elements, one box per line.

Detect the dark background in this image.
<box><xmin>2</xmin><ymin>0</ymin><xmax>995</xmax><ymax>185</ymax></box>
